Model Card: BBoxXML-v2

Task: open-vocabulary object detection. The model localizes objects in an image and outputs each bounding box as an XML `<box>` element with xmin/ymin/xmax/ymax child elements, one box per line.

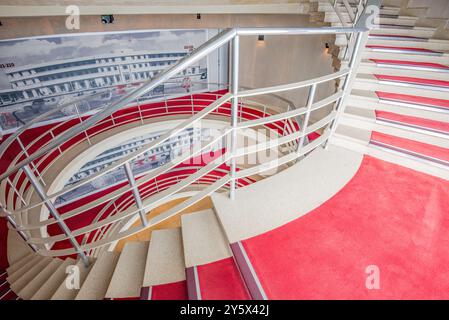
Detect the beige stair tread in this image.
<box><xmin>7</xmin><ymin>255</ymin><xmax>44</xmax><ymax>283</ymax></box>
<box><xmin>6</xmin><ymin>252</ymin><xmax>34</xmax><ymax>275</ymax></box>
<box><xmin>75</xmin><ymin>252</ymin><xmax>119</xmax><ymax>300</ymax></box>
<box><xmin>181</xmin><ymin>209</ymin><xmax>232</xmax><ymax>268</ymax></box>
<box><xmin>143</xmin><ymin>228</ymin><xmax>186</xmax><ymax>287</ymax></box>
<box><xmin>105</xmin><ymin>242</ymin><xmax>148</xmax><ymax>298</ymax></box>
<box><xmin>345</xmin><ymin>106</ymin><xmax>376</xmax><ymax>120</ymax></box>
<box><xmin>51</xmin><ymin>259</ymin><xmax>94</xmax><ymax>300</ymax></box>
<box><xmin>335</xmin><ymin>124</ymin><xmax>372</xmax><ymax>144</ymax></box>
<box><xmin>10</xmin><ymin>257</ymin><xmax>52</xmax><ymax>293</ymax></box>
<box><xmin>18</xmin><ymin>258</ymin><xmax>63</xmax><ymax>300</ymax></box>
<box><xmin>31</xmin><ymin>258</ymin><xmax>75</xmax><ymax>300</ymax></box>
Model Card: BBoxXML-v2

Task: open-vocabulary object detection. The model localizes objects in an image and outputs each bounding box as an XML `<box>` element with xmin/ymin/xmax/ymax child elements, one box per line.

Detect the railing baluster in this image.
<box><xmin>229</xmin><ymin>35</ymin><xmax>240</xmax><ymax>200</ymax></box>
<box><xmin>124</xmin><ymin>162</ymin><xmax>148</xmax><ymax>227</ymax></box>
<box><xmin>297</xmin><ymin>83</ymin><xmax>317</xmax><ymax>154</ymax></box>
<box><xmin>22</xmin><ymin>165</ymin><xmax>89</xmax><ymax>266</ymax></box>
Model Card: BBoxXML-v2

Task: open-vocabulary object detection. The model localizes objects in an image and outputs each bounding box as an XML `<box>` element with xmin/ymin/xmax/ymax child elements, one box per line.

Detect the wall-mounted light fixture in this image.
<box><xmin>197</xmin><ymin>13</ymin><xmax>201</xmax><ymax>20</ymax></box>
<box><xmin>101</xmin><ymin>15</ymin><xmax>114</xmax><ymax>24</ymax></box>
<box><xmin>258</xmin><ymin>35</ymin><xmax>265</xmax><ymax>42</ymax></box>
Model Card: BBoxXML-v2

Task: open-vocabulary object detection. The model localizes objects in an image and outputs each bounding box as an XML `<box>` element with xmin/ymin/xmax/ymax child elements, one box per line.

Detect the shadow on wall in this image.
<box><xmin>239</xmin><ymin>33</ymin><xmax>336</xmax><ymax>124</ymax></box>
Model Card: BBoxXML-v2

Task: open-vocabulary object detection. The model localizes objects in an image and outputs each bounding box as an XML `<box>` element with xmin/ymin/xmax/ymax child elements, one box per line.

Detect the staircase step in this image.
<box><xmin>17</xmin><ymin>258</ymin><xmax>62</xmax><ymax>300</ymax></box>
<box><xmin>354</xmin><ymin>75</ymin><xmax>449</xmax><ymax>99</ymax></box>
<box><xmin>364</xmin><ymin>50</ymin><xmax>449</xmax><ymax>65</ymax></box>
<box><xmin>375</xmin><ymin>110</ymin><xmax>449</xmax><ymax>136</ymax></box>
<box><xmin>10</xmin><ymin>257</ymin><xmax>52</xmax><ymax>293</ymax></box>
<box><xmin>31</xmin><ymin>258</ymin><xmax>75</xmax><ymax>300</ymax></box>
<box><xmin>342</xmin><ymin>107</ymin><xmax>449</xmax><ymax>148</ymax></box>
<box><xmin>366</xmin><ymin>45</ymin><xmax>444</xmax><ymax>56</ymax></box>
<box><xmin>6</xmin><ymin>253</ymin><xmax>34</xmax><ymax>275</ymax></box>
<box><xmin>373</xmin><ymin>74</ymin><xmax>449</xmax><ymax>91</ymax></box>
<box><xmin>347</xmin><ymin>90</ymin><xmax>449</xmax><ymax>123</ymax></box>
<box><xmin>51</xmin><ymin>258</ymin><xmax>93</xmax><ymax>300</ymax></box>
<box><xmin>369</xmin><ymin>26</ymin><xmax>436</xmax><ymax>38</ymax></box>
<box><xmin>6</xmin><ymin>255</ymin><xmax>43</xmax><ymax>283</ymax></box>
<box><xmin>375</xmin><ymin>91</ymin><xmax>449</xmax><ymax>111</ymax></box>
<box><xmin>367</xmin><ymin>38</ymin><xmax>449</xmax><ymax>51</ymax></box>
<box><xmin>355</xmin><ymin>60</ymin><xmax>449</xmax><ymax>81</ymax></box>
<box><xmin>369</xmin><ymin>59</ymin><xmax>449</xmax><ymax>72</ymax></box>
<box><xmin>370</xmin><ymin>131</ymin><xmax>449</xmax><ymax>165</ymax></box>
<box><xmin>75</xmin><ymin>252</ymin><xmax>119</xmax><ymax>300</ymax></box>
<box><xmin>105</xmin><ymin>242</ymin><xmax>148</xmax><ymax>299</ymax></box>
<box><xmin>141</xmin><ymin>228</ymin><xmax>187</xmax><ymax>300</ymax></box>
<box><xmin>181</xmin><ymin>209</ymin><xmax>249</xmax><ymax>300</ymax></box>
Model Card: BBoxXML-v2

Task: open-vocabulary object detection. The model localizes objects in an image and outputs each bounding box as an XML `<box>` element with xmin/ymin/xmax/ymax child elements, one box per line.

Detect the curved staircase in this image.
<box><xmin>1</xmin><ymin>0</ymin><xmax>449</xmax><ymax>301</ymax></box>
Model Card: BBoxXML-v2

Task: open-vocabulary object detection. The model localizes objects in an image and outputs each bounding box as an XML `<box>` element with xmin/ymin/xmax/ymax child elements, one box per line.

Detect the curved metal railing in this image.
<box><xmin>0</xmin><ymin>14</ymin><xmax>376</xmax><ymax>263</ymax></box>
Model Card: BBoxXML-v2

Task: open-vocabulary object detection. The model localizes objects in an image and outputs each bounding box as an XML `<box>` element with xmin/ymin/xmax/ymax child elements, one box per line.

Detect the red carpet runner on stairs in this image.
<box><xmin>241</xmin><ymin>156</ymin><xmax>449</xmax><ymax>299</ymax></box>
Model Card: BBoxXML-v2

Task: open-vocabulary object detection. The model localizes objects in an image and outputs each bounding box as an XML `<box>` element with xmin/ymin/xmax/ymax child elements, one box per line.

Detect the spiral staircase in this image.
<box><xmin>1</xmin><ymin>0</ymin><xmax>449</xmax><ymax>300</ymax></box>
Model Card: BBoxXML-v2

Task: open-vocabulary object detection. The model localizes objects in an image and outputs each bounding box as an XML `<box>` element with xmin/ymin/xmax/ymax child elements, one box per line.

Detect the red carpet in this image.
<box><xmin>0</xmin><ymin>218</ymin><xmax>8</xmax><ymax>269</ymax></box>
<box><xmin>242</xmin><ymin>156</ymin><xmax>449</xmax><ymax>299</ymax></box>
<box><xmin>367</xmin><ymin>45</ymin><xmax>441</xmax><ymax>54</ymax></box>
<box><xmin>374</xmin><ymin>74</ymin><xmax>449</xmax><ymax>88</ymax></box>
<box><xmin>371</xmin><ymin>131</ymin><xmax>449</xmax><ymax>162</ymax></box>
<box><xmin>197</xmin><ymin>257</ymin><xmax>250</xmax><ymax>300</ymax></box>
<box><xmin>376</xmin><ymin>91</ymin><xmax>449</xmax><ymax>109</ymax></box>
<box><xmin>375</xmin><ymin>110</ymin><xmax>449</xmax><ymax>133</ymax></box>
<box><xmin>371</xmin><ymin>59</ymin><xmax>449</xmax><ymax>70</ymax></box>
<box><xmin>151</xmin><ymin>280</ymin><xmax>188</xmax><ymax>300</ymax></box>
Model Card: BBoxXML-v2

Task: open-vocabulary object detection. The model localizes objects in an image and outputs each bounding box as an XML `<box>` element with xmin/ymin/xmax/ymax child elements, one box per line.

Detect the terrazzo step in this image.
<box><xmin>317</xmin><ymin>2</ymin><xmax>400</xmax><ymax>16</ymax></box>
<box><xmin>367</xmin><ymin>37</ymin><xmax>449</xmax><ymax>51</ymax></box>
<box><xmin>17</xmin><ymin>258</ymin><xmax>63</xmax><ymax>300</ymax></box>
<box><xmin>353</xmin><ymin>74</ymin><xmax>449</xmax><ymax>99</ymax></box>
<box><xmin>9</xmin><ymin>257</ymin><xmax>52</xmax><ymax>293</ymax></box>
<box><xmin>375</xmin><ymin>91</ymin><xmax>449</xmax><ymax>112</ymax></box>
<box><xmin>370</xmin><ymin>131</ymin><xmax>449</xmax><ymax>166</ymax></box>
<box><xmin>6</xmin><ymin>253</ymin><xmax>34</xmax><ymax>275</ymax></box>
<box><xmin>324</xmin><ymin>12</ymin><xmax>417</xmax><ymax>26</ymax></box>
<box><xmin>181</xmin><ymin>210</ymin><xmax>250</xmax><ymax>300</ymax></box>
<box><xmin>105</xmin><ymin>241</ymin><xmax>148</xmax><ymax>300</ymax></box>
<box><xmin>75</xmin><ymin>252</ymin><xmax>119</xmax><ymax>300</ymax></box>
<box><xmin>346</xmin><ymin>90</ymin><xmax>449</xmax><ymax>123</ymax></box>
<box><xmin>363</xmin><ymin>48</ymin><xmax>449</xmax><ymax>64</ymax></box>
<box><xmin>373</xmin><ymin>74</ymin><xmax>449</xmax><ymax>91</ymax></box>
<box><xmin>354</xmin><ymin>60</ymin><xmax>449</xmax><ymax>81</ymax></box>
<box><xmin>141</xmin><ymin>228</ymin><xmax>187</xmax><ymax>300</ymax></box>
<box><xmin>51</xmin><ymin>258</ymin><xmax>94</xmax><ymax>300</ymax></box>
<box><xmin>332</xmin><ymin>125</ymin><xmax>449</xmax><ymax>179</ymax></box>
<box><xmin>368</xmin><ymin>59</ymin><xmax>449</xmax><ymax>73</ymax></box>
<box><xmin>375</xmin><ymin>110</ymin><xmax>449</xmax><ymax>136</ymax></box>
<box><xmin>31</xmin><ymin>258</ymin><xmax>76</xmax><ymax>300</ymax></box>
<box><xmin>6</xmin><ymin>254</ymin><xmax>43</xmax><ymax>283</ymax></box>
<box><xmin>341</xmin><ymin>107</ymin><xmax>449</xmax><ymax>149</ymax></box>
<box><xmin>369</xmin><ymin>26</ymin><xmax>436</xmax><ymax>38</ymax></box>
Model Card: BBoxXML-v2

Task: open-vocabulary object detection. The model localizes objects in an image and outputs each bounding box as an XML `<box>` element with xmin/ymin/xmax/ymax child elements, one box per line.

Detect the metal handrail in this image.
<box><xmin>0</xmin><ymin>17</ymin><xmax>377</xmax><ymax>261</ymax></box>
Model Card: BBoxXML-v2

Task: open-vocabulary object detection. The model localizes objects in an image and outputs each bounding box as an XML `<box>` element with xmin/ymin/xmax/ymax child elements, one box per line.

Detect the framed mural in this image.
<box><xmin>0</xmin><ymin>29</ymin><xmax>228</xmax><ymax>133</ymax></box>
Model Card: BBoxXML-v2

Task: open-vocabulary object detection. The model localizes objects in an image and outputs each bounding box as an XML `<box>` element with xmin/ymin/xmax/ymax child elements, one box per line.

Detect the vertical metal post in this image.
<box><xmin>325</xmin><ymin>31</ymin><xmax>368</xmax><ymax>149</ymax></box>
<box><xmin>22</xmin><ymin>165</ymin><xmax>89</xmax><ymax>266</ymax></box>
<box><xmin>1</xmin><ymin>205</ymin><xmax>37</xmax><ymax>252</ymax></box>
<box><xmin>17</xmin><ymin>136</ymin><xmax>46</xmax><ymax>187</ymax></box>
<box><xmin>297</xmin><ymin>84</ymin><xmax>317</xmax><ymax>154</ymax></box>
<box><xmin>229</xmin><ymin>35</ymin><xmax>239</xmax><ymax>200</ymax></box>
<box><xmin>123</xmin><ymin>162</ymin><xmax>148</xmax><ymax>227</ymax></box>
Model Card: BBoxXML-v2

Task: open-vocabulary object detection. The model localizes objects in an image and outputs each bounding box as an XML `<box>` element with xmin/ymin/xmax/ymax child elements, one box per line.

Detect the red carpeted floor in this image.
<box><xmin>242</xmin><ymin>156</ymin><xmax>449</xmax><ymax>299</ymax></box>
<box><xmin>197</xmin><ymin>257</ymin><xmax>250</xmax><ymax>300</ymax></box>
<box><xmin>151</xmin><ymin>280</ymin><xmax>188</xmax><ymax>300</ymax></box>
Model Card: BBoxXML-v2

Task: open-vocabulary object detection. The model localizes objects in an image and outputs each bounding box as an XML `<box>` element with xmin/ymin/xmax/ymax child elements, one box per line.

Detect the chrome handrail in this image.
<box><xmin>0</xmin><ymin>15</ymin><xmax>378</xmax><ymax>261</ymax></box>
